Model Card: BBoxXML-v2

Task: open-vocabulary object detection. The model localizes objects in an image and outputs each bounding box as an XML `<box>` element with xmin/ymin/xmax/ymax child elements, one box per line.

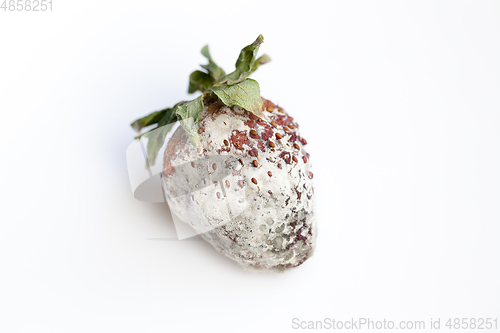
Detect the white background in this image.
<box><xmin>1</xmin><ymin>1</ymin><xmax>499</xmax><ymax>332</ymax></box>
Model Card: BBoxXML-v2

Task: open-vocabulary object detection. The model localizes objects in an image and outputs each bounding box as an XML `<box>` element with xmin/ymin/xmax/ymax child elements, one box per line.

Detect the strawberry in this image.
<box><xmin>131</xmin><ymin>35</ymin><xmax>316</xmax><ymax>271</ymax></box>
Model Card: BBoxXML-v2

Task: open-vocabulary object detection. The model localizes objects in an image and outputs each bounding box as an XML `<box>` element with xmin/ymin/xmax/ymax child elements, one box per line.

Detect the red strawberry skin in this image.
<box><xmin>162</xmin><ymin>97</ymin><xmax>316</xmax><ymax>271</ymax></box>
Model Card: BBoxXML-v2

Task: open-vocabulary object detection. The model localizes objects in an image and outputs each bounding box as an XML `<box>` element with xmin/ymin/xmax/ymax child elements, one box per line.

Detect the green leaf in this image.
<box><xmin>200</xmin><ymin>45</ymin><xmax>225</xmax><ymax>82</ymax></box>
<box><xmin>219</xmin><ymin>34</ymin><xmax>269</xmax><ymax>85</ymax></box>
<box><xmin>142</xmin><ymin>107</ymin><xmax>179</xmax><ymax>165</ymax></box>
<box><xmin>174</xmin><ymin>95</ymin><xmax>205</xmax><ymax>147</ymax></box>
<box><xmin>144</xmin><ymin>125</ymin><xmax>170</xmax><ymax>166</ymax></box>
<box><xmin>188</xmin><ymin>45</ymin><xmax>226</xmax><ymax>94</ymax></box>
<box><xmin>188</xmin><ymin>70</ymin><xmax>215</xmax><ymax>93</ymax></box>
<box><xmin>251</xmin><ymin>54</ymin><xmax>271</xmax><ymax>72</ymax></box>
<box><xmin>158</xmin><ymin>103</ymin><xmax>179</xmax><ymax>127</ymax></box>
<box><xmin>131</xmin><ymin>108</ymin><xmax>168</xmax><ymax>132</ymax></box>
<box><xmin>211</xmin><ymin>79</ymin><xmax>263</xmax><ymax>116</ymax></box>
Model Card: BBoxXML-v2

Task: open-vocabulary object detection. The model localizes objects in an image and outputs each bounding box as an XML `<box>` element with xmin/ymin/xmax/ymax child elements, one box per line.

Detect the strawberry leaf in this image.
<box><xmin>211</xmin><ymin>79</ymin><xmax>263</xmax><ymax>116</ymax></box>
<box><xmin>188</xmin><ymin>70</ymin><xmax>215</xmax><ymax>93</ymax></box>
<box><xmin>217</xmin><ymin>35</ymin><xmax>270</xmax><ymax>86</ymax></box>
<box><xmin>251</xmin><ymin>54</ymin><xmax>271</xmax><ymax>72</ymax></box>
<box><xmin>200</xmin><ymin>45</ymin><xmax>225</xmax><ymax>82</ymax></box>
<box><xmin>144</xmin><ymin>125</ymin><xmax>170</xmax><ymax>166</ymax></box>
<box><xmin>143</xmin><ymin>106</ymin><xmax>179</xmax><ymax>165</ymax></box>
<box><xmin>131</xmin><ymin>108</ymin><xmax>170</xmax><ymax>132</ymax></box>
<box><xmin>175</xmin><ymin>95</ymin><xmax>205</xmax><ymax>147</ymax></box>
<box><xmin>188</xmin><ymin>46</ymin><xmax>225</xmax><ymax>94</ymax></box>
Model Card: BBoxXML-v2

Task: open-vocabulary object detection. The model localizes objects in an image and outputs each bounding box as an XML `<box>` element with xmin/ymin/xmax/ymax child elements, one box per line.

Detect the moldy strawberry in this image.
<box><xmin>131</xmin><ymin>35</ymin><xmax>316</xmax><ymax>271</ymax></box>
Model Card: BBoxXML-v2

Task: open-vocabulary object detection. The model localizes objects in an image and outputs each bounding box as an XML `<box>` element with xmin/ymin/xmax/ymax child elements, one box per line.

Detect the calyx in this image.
<box><xmin>131</xmin><ymin>35</ymin><xmax>270</xmax><ymax>165</ymax></box>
